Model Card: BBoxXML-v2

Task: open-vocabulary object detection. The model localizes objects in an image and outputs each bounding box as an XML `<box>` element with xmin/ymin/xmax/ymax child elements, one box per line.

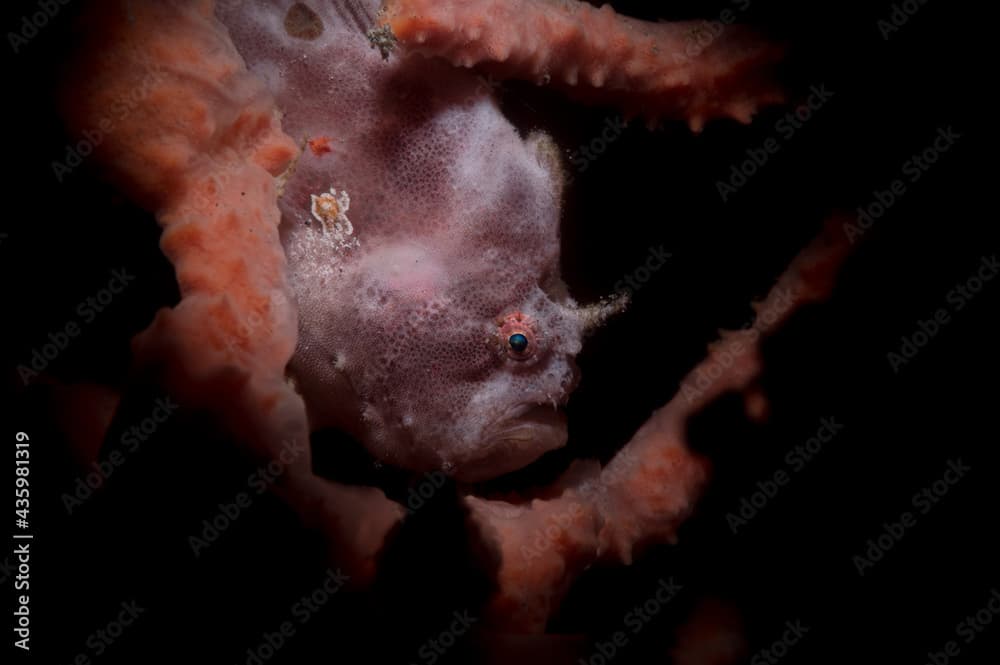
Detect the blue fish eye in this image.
<box><xmin>508</xmin><ymin>333</ymin><xmax>529</xmax><ymax>353</ymax></box>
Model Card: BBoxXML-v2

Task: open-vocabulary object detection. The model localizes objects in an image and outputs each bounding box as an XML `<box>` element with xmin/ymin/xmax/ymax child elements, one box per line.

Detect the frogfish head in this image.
<box><xmin>289</xmin><ymin>228</ymin><xmax>626</xmax><ymax>481</ymax></box>
<box><xmin>282</xmin><ymin>119</ymin><xmax>623</xmax><ymax>481</ymax></box>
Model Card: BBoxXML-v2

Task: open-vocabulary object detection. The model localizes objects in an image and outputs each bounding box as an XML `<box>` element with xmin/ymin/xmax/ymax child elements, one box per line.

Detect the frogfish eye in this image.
<box><xmin>496</xmin><ymin>311</ymin><xmax>539</xmax><ymax>360</ymax></box>
<box><xmin>508</xmin><ymin>333</ymin><xmax>529</xmax><ymax>353</ymax></box>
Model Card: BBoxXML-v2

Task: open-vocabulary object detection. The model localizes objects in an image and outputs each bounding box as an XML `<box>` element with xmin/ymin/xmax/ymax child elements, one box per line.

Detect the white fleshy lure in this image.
<box><xmin>310</xmin><ymin>187</ymin><xmax>358</xmax><ymax>249</ymax></box>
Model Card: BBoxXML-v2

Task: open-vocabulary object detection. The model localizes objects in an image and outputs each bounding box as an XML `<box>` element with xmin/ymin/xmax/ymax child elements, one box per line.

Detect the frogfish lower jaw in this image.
<box><xmin>455</xmin><ymin>404</ymin><xmax>569</xmax><ymax>483</ymax></box>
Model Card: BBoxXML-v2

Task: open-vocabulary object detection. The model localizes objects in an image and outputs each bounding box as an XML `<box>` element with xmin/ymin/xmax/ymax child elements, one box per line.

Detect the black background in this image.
<box><xmin>3</xmin><ymin>1</ymin><xmax>994</xmax><ymax>664</ymax></box>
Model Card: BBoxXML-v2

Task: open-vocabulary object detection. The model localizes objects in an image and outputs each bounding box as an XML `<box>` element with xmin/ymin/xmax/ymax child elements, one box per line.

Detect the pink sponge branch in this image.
<box><xmin>381</xmin><ymin>0</ymin><xmax>784</xmax><ymax>130</ymax></box>
<box><xmin>466</xmin><ymin>218</ymin><xmax>853</xmax><ymax>631</ymax></box>
<box><xmin>595</xmin><ymin>218</ymin><xmax>853</xmax><ymax>563</ymax></box>
<box><xmin>61</xmin><ymin>0</ymin><xmax>300</xmax><ymax>386</ymax></box>
<box><xmin>62</xmin><ymin>0</ymin><xmax>403</xmax><ymax>583</ymax></box>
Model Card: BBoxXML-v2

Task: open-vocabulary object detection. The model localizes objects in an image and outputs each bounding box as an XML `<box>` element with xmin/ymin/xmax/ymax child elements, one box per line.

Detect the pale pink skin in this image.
<box><xmin>218</xmin><ymin>0</ymin><xmax>589</xmax><ymax>482</ymax></box>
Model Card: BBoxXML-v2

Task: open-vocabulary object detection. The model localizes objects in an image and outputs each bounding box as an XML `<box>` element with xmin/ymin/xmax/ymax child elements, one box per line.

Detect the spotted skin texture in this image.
<box><xmin>217</xmin><ymin>0</ymin><xmax>586</xmax><ymax>481</ymax></box>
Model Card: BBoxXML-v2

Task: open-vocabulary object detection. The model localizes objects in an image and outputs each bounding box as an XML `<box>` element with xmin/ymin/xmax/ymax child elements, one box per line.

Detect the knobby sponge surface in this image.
<box><xmin>467</xmin><ymin>220</ymin><xmax>853</xmax><ymax>631</ymax></box>
<box><xmin>60</xmin><ymin>0</ymin><xmax>308</xmax><ymax>488</ymax></box>
<box><xmin>62</xmin><ymin>1</ymin><xmax>406</xmax><ymax>579</ymax></box>
<box><xmin>383</xmin><ymin>0</ymin><xmax>784</xmax><ymax>130</ymax></box>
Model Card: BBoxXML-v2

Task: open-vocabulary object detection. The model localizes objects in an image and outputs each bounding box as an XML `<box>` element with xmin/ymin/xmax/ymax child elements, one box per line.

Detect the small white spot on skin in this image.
<box><xmin>310</xmin><ymin>186</ymin><xmax>359</xmax><ymax>249</ymax></box>
<box><xmin>360</xmin><ymin>243</ymin><xmax>448</xmax><ymax>301</ymax></box>
<box><xmin>334</xmin><ymin>354</ymin><xmax>348</xmax><ymax>371</ymax></box>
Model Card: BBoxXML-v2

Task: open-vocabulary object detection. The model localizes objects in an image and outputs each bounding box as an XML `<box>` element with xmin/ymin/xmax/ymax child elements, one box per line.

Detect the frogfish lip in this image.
<box><xmin>453</xmin><ymin>404</ymin><xmax>568</xmax><ymax>483</ymax></box>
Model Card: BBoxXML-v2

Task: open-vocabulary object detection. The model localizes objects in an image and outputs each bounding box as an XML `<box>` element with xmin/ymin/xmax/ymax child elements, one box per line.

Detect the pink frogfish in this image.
<box><xmin>61</xmin><ymin>0</ymin><xmax>847</xmax><ymax>632</ymax></box>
